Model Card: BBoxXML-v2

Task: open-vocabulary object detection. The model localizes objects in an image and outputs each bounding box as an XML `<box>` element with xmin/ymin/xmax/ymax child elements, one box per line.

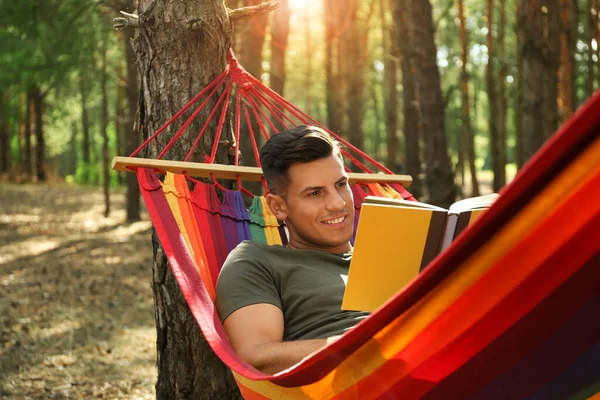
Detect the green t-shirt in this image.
<box><xmin>215</xmin><ymin>241</ymin><xmax>370</xmax><ymax>341</ymax></box>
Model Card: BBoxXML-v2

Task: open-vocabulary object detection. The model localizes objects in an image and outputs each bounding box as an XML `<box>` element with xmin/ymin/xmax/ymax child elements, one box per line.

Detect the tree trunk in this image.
<box><xmin>32</xmin><ymin>86</ymin><xmax>45</xmax><ymax>182</ymax></box>
<box><xmin>270</xmin><ymin>0</ymin><xmax>289</xmax><ymax>97</ymax></box>
<box><xmin>134</xmin><ymin>1</ymin><xmax>240</xmax><ymax>397</ymax></box>
<box><xmin>458</xmin><ymin>0</ymin><xmax>480</xmax><ymax>197</ymax></box>
<box><xmin>586</xmin><ymin>0</ymin><xmax>596</xmax><ymax>97</ymax></box>
<box><xmin>101</xmin><ymin>32</ymin><xmax>110</xmax><ymax>218</ymax></box>
<box><xmin>394</xmin><ymin>0</ymin><xmax>423</xmax><ymax>199</ymax></box>
<box><xmin>115</xmin><ymin>61</ymin><xmax>124</xmax><ymax>185</ymax></box>
<box><xmin>24</xmin><ymin>90</ymin><xmax>32</xmax><ymax>176</ymax></box>
<box><xmin>122</xmin><ymin>26</ymin><xmax>141</xmax><ymax>222</ymax></box>
<box><xmin>80</xmin><ymin>75</ymin><xmax>91</xmax><ymax>165</ymax></box>
<box><xmin>70</xmin><ymin>121</ymin><xmax>78</xmax><ymax>176</ymax></box>
<box><xmin>515</xmin><ymin>2</ymin><xmax>525</xmax><ymax>169</ymax></box>
<box><xmin>381</xmin><ymin>0</ymin><xmax>399</xmax><ymax>172</ymax></box>
<box><xmin>0</xmin><ymin>90</ymin><xmax>9</xmax><ymax>173</ymax></box>
<box><xmin>486</xmin><ymin>0</ymin><xmax>504</xmax><ymax>193</ymax></box>
<box><xmin>344</xmin><ymin>0</ymin><xmax>373</xmax><ymax>170</ymax></box>
<box><xmin>411</xmin><ymin>0</ymin><xmax>456</xmax><ymax>207</ymax></box>
<box><xmin>324</xmin><ymin>0</ymin><xmax>343</xmax><ymax>135</ymax></box>
<box><xmin>559</xmin><ymin>0</ymin><xmax>576</xmax><ymax>121</ymax></box>
<box><xmin>519</xmin><ymin>0</ymin><xmax>561</xmax><ymax>162</ymax></box>
<box><xmin>496</xmin><ymin>0</ymin><xmax>507</xmax><ymax>190</ymax></box>
<box><xmin>304</xmin><ymin>8</ymin><xmax>313</xmax><ymax>114</ymax></box>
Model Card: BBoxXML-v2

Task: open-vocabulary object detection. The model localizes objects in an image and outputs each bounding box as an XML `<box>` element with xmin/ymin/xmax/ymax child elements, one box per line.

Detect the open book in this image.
<box><xmin>342</xmin><ymin>193</ymin><xmax>499</xmax><ymax>312</ymax></box>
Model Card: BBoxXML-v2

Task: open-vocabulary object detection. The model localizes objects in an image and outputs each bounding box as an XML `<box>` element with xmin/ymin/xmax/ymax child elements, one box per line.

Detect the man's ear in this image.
<box><xmin>265</xmin><ymin>193</ymin><xmax>288</xmax><ymax>221</ymax></box>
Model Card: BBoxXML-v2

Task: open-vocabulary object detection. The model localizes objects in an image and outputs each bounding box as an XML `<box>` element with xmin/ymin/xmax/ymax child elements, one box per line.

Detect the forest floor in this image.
<box><xmin>0</xmin><ymin>183</ymin><xmax>156</xmax><ymax>399</ymax></box>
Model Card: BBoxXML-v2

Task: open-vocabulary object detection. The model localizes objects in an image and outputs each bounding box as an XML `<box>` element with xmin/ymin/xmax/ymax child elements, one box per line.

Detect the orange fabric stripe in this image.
<box><xmin>163</xmin><ymin>173</ymin><xmax>215</xmax><ymax>301</ymax></box>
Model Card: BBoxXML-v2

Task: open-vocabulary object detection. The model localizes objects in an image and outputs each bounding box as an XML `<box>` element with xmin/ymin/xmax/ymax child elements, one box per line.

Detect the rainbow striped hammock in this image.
<box><xmin>129</xmin><ymin>81</ymin><xmax>600</xmax><ymax>399</ymax></box>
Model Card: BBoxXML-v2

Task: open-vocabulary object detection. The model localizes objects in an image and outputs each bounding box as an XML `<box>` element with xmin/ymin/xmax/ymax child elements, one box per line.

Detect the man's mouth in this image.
<box><xmin>322</xmin><ymin>215</ymin><xmax>346</xmax><ymax>225</ymax></box>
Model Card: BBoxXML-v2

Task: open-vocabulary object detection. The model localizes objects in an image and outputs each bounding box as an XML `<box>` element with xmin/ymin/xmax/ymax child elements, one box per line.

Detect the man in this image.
<box><xmin>215</xmin><ymin>126</ymin><xmax>370</xmax><ymax>375</ymax></box>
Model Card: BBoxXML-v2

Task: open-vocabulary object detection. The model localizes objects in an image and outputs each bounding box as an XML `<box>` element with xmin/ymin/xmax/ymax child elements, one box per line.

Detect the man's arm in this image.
<box><xmin>223</xmin><ymin>303</ymin><xmax>335</xmax><ymax>375</ymax></box>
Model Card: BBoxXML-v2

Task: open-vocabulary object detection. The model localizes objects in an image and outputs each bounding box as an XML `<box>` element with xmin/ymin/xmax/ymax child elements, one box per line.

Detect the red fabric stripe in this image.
<box><xmin>137</xmin><ymin>168</ymin><xmax>266</xmax><ymax>380</ymax></box>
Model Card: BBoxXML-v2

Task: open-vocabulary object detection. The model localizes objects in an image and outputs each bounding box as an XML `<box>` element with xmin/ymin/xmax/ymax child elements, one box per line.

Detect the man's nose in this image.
<box><xmin>326</xmin><ymin>191</ymin><xmax>346</xmax><ymax>211</ymax></box>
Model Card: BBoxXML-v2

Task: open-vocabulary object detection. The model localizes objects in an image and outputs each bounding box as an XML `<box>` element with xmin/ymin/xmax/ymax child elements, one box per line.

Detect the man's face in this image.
<box><xmin>267</xmin><ymin>154</ymin><xmax>355</xmax><ymax>254</ymax></box>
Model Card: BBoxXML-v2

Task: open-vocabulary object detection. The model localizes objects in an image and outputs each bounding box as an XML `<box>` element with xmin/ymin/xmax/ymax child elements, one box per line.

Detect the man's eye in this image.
<box><xmin>308</xmin><ymin>190</ymin><xmax>320</xmax><ymax>197</ymax></box>
<box><xmin>337</xmin><ymin>181</ymin><xmax>348</xmax><ymax>188</ymax></box>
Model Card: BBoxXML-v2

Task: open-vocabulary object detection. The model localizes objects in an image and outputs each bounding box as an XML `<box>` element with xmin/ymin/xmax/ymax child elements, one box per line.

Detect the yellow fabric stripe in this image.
<box><xmin>235</xmin><ymin>137</ymin><xmax>600</xmax><ymax>399</ymax></box>
<box><xmin>260</xmin><ymin>196</ymin><xmax>283</xmax><ymax>245</ymax></box>
<box><xmin>162</xmin><ymin>172</ymin><xmax>195</xmax><ymax>261</ymax></box>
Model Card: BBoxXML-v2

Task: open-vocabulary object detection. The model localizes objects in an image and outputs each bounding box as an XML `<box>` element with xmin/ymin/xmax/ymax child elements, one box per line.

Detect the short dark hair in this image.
<box><xmin>259</xmin><ymin>126</ymin><xmax>342</xmax><ymax>196</ymax></box>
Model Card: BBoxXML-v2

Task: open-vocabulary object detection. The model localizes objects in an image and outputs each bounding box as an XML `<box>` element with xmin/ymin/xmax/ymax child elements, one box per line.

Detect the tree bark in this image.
<box><xmin>324</xmin><ymin>0</ymin><xmax>343</xmax><ymax>135</ymax></box>
<box><xmin>559</xmin><ymin>0</ymin><xmax>576</xmax><ymax>121</ymax></box>
<box><xmin>515</xmin><ymin>2</ymin><xmax>525</xmax><ymax>169</ymax></box>
<box><xmin>586</xmin><ymin>0</ymin><xmax>596</xmax><ymax>97</ymax></box>
<box><xmin>115</xmin><ymin>60</ymin><xmax>124</xmax><ymax>185</ymax></box>
<box><xmin>519</xmin><ymin>0</ymin><xmax>561</xmax><ymax>162</ymax></box>
<box><xmin>394</xmin><ymin>0</ymin><xmax>423</xmax><ymax>199</ymax></box>
<box><xmin>458</xmin><ymin>0</ymin><xmax>480</xmax><ymax>197</ymax></box>
<box><xmin>381</xmin><ymin>0</ymin><xmax>399</xmax><ymax>172</ymax></box>
<box><xmin>134</xmin><ymin>0</ymin><xmax>240</xmax><ymax>397</ymax></box>
<box><xmin>70</xmin><ymin>121</ymin><xmax>78</xmax><ymax>176</ymax></box>
<box><xmin>270</xmin><ymin>0</ymin><xmax>289</xmax><ymax>97</ymax></box>
<box><xmin>80</xmin><ymin>74</ymin><xmax>91</xmax><ymax>165</ymax></box>
<box><xmin>0</xmin><ymin>90</ymin><xmax>9</xmax><ymax>173</ymax></box>
<box><xmin>32</xmin><ymin>86</ymin><xmax>45</xmax><ymax>182</ymax></box>
<box><xmin>304</xmin><ymin>8</ymin><xmax>313</xmax><ymax>114</ymax></box>
<box><xmin>24</xmin><ymin>90</ymin><xmax>32</xmax><ymax>176</ymax></box>
<box><xmin>411</xmin><ymin>0</ymin><xmax>456</xmax><ymax>207</ymax></box>
<box><xmin>122</xmin><ymin>26</ymin><xmax>141</xmax><ymax>222</ymax></box>
<box><xmin>101</xmin><ymin>31</ymin><xmax>111</xmax><ymax>218</ymax></box>
<box><xmin>344</xmin><ymin>0</ymin><xmax>373</xmax><ymax>170</ymax></box>
<box><xmin>496</xmin><ymin>0</ymin><xmax>507</xmax><ymax>190</ymax></box>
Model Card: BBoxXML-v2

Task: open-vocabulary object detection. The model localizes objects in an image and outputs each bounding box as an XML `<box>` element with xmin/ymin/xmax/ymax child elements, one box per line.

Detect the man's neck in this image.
<box><xmin>286</xmin><ymin>239</ymin><xmax>353</xmax><ymax>255</ymax></box>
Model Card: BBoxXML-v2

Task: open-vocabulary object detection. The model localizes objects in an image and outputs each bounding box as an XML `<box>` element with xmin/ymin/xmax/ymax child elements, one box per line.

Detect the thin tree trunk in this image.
<box><xmin>487</xmin><ymin>0</ymin><xmax>504</xmax><ymax>193</ymax></box>
<box><xmin>394</xmin><ymin>0</ymin><xmax>423</xmax><ymax>199</ymax></box>
<box><xmin>122</xmin><ymin>26</ymin><xmax>141</xmax><ymax>222</ymax></box>
<box><xmin>544</xmin><ymin>1</ymin><xmax>561</xmax><ymax>139</ymax></box>
<box><xmin>344</xmin><ymin>0</ymin><xmax>373</xmax><ymax>170</ymax></box>
<box><xmin>411</xmin><ymin>0</ymin><xmax>456</xmax><ymax>207</ymax></box>
<box><xmin>134</xmin><ymin>1</ymin><xmax>240</xmax><ymax>397</ymax></box>
<box><xmin>325</xmin><ymin>0</ymin><xmax>343</xmax><ymax>135</ymax></box>
<box><xmin>304</xmin><ymin>8</ymin><xmax>312</xmax><ymax>114</ymax></box>
<box><xmin>32</xmin><ymin>86</ymin><xmax>45</xmax><ymax>182</ymax></box>
<box><xmin>18</xmin><ymin>91</ymin><xmax>25</xmax><ymax>173</ymax></box>
<box><xmin>270</xmin><ymin>0</ymin><xmax>289</xmax><ymax>97</ymax></box>
<box><xmin>100</xmin><ymin>32</ymin><xmax>110</xmax><ymax>218</ymax></box>
<box><xmin>496</xmin><ymin>0</ymin><xmax>507</xmax><ymax>189</ymax></box>
<box><xmin>115</xmin><ymin>62</ymin><xmax>124</xmax><ymax>185</ymax></box>
<box><xmin>381</xmin><ymin>0</ymin><xmax>399</xmax><ymax>172</ymax></box>
<box><xmin>515</xmin><ymin>2</ymin><xmax>525</xmax><ymax>169</ymax></box>
<box><xmin>70</xmin><ymin>121</ymin><xmax>78</xmax><ymax>176</ymax></box>
<box><xmin>24</xmin><ymin>90</ymin><xmax>32</xmax><ymax>176</ymax></box>
<box><xmin>80</xmin><ymin>75</ymin><xmax>91</xmax><ymax>165</ymax></box>
<box><xmin>0</xmin><ymin>90</ymin><xmax>9</xmax><ymax>173</ymax></box>
<box><xmin>458</xmin><ymin>0</ymin><xmax>480</xmax><ymax>196</ymax></box>
<box><xmin>586</xmin><ymin>0</ymin><xmax>596</xmax><ymax>97</ymax></box>
<box><xmin>559</xmin><ymin>0</ymin><xmax>576</xmax><ymax>121</ymax></box>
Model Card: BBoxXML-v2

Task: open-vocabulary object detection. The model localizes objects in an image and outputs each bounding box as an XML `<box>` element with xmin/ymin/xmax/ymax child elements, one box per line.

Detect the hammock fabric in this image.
<box><xmin>130</xmin><ymin>50</ymin><xmax>600</xmax><ymax>399</ymax></box>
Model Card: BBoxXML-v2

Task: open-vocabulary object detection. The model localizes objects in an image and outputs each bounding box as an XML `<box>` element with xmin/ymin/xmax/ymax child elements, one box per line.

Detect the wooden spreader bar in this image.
<box><xmin>112</xmin><ymin>156</ymin><xmax>413</xmax><ymax>187</ymax></box>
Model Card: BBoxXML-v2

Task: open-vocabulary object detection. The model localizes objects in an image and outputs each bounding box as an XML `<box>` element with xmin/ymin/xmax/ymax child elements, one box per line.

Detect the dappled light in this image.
<box><xmin>0</xmin><ymin>184</ymin><xmax>155</xmax><ymax>399</ymax></box>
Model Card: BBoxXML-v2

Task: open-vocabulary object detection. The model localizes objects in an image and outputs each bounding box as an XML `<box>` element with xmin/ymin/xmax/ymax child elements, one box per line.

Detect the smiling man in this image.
<box><xmin>215</xmin><ymin>126</ymin><xmax>370</xmax><ymax>375</ymax></box>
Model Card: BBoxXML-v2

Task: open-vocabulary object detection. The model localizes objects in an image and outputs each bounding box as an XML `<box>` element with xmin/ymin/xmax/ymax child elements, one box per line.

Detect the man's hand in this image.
<box><xmin>223</xmin><ymin>303</ymin><xmax>332</xmax><ymax>375</ymax></box>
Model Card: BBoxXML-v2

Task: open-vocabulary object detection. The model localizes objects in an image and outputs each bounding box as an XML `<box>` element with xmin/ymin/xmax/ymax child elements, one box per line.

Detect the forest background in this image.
<box><xmin>0</xmin><ymin>0</ymin><xmax>595</xmax><ymax>398</ymax></box>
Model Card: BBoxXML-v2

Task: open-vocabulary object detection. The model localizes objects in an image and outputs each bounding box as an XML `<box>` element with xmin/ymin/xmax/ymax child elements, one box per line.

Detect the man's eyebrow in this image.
<box><xmin>300</xmin><ymin>176</ymin><xmax>348</xmax><ymax>193</ymax></box>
